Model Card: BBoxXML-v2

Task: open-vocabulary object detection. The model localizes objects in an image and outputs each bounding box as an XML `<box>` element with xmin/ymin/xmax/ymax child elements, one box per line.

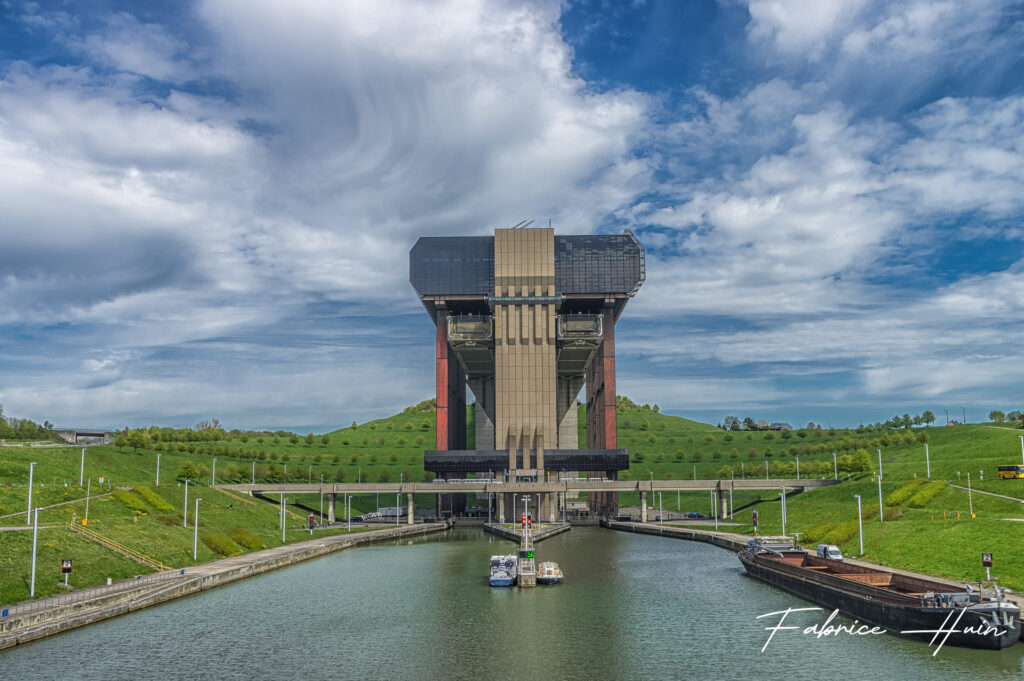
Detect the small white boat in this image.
<box><xmin>489</xmin><ymin>554</ymin><xmax>517</xmax><ymax>587</ymax></box>
<box><xmin>537</xmin><ymin>561</ymin><xmax>563</xmax><ymax>585</ymax></box>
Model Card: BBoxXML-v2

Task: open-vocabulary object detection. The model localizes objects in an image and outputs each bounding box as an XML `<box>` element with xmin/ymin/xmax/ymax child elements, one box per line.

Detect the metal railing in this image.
<box><xmin>1</xmin><ymin>569</ymin><xmax>185</xmax><ymax>619</ymax></box>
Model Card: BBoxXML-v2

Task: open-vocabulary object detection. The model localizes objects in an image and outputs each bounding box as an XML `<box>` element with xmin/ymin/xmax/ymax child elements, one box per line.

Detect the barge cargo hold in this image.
<box><xmin>738</xmin><ymin>541</ymin><xmax>1019</xmax><ymax>650</ymax></box>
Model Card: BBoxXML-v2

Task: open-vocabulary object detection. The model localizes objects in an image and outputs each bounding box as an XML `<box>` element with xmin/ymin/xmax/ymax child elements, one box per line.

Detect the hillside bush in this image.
<box><xmin>883</xmin><ymin>478</ymin><xmax>927</xmax><ymax>507</ymax></box>
<box><xmin>907</xmin><ymin>481</ymin><xmax>948</xmax><ymax>508</ymax></box>
<box><xmin>112</xmin><ymin>489</ymin><xmax>148</xmax><ymax>515</ymax></box>
<box><xmin>800</xmin><ymin>521</ymin><xmax>838</xmax><ymax>544</ymax></box>
<box><xmin>133</xmin><ymin>485</ymin><xmax>174</xmax><ymax>513</ymax></box>
<box><xmin>201</xmin><ymin>533</ymin><xmax>241</xmax><ymax>557</ymax></box>
<box><xmin>226</xmin><ymin>527</ymin><xmax>266</xmax><ymax>551</ymax></box>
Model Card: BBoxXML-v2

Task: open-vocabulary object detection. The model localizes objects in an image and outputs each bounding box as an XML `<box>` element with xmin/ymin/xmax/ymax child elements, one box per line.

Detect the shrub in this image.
<box><xmin>907</xmin><ymin>481</ymin><xmax>948</xmax><ymax>508</ymax></box>
<box><xmin>226</xmin><ymin>527</ymin><xmax>266</xmax><ymax>551</ymax></box>
<box><xmin>157</xmin><ymin>515</ymin><xmax>179</xmax><ymax>526</ymax></box>
<box><xmin>133</xmin><ymin>485</ymin><xmax>174</xmax><ymax>513</ymax></box>
<box><xmin>201</xmin><ymin>533</ymin><xmax>241</xmax><ymax>557</ymax></box>
<box><xmin>800</xmin><ymin>521</ymin><xmax>838</xmax><ymax>544</ymax></box>
<box><xmin>112</xmin><ymin>489</ymin><xmax>149</xmax><ymax>515</ymax></box>
<box><xmin>884</xmin><ymin>478</ymin><xmax>928</xmax><ymax>506</ymax></box>
<box><xmin>633</xmin><ymin>452</ymin><xmax>645</xmax><ymax>463</ymax></box>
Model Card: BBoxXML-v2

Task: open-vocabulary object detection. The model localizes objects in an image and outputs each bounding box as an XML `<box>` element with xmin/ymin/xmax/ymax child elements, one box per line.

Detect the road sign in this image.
<box><xmin>752</xmin><ymin>509</ymin><xmax>758</xmax><ymax>528</ymax></box>
<box><xmin>982</xmin><ymin>552</ymin><xmax>993</xmax><ymax>567</ymax></box>
<box><xmin>61</xmin><ymin>559</ymin><xmax>72</xmax><ymax>574</ymax></box>
<box><xmin>98</xmin><ymin>477</ymin><xmax>104</xmax><ymax>483</ymax></box>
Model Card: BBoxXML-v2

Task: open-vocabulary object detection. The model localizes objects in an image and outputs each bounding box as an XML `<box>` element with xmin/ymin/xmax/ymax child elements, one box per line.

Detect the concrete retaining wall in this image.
<box><xmin>602</xmin><ymin>520</ymin><xmax>747</xmax><ymax>552</ymax></box>
<box><xmin>484</xmin><ymin>522</ymin><xmax>570</xmax><ymax>543</ymax></box>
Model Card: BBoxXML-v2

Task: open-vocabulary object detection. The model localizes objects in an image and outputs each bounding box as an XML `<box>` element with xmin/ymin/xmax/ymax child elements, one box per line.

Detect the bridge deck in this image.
<box><xmin>216</xmin><ymin>478</ymin><xmax>840</xmax><ymax>495</ymax></box>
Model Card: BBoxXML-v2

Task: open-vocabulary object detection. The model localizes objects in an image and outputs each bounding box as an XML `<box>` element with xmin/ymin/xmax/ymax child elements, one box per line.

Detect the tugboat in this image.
<box><xmin>489</xmin><ymin>554</ymin><xmax>517</xmax><ymax>587</ymax></box>
<box><xmin>537</xmin><ymin>561</ymin><xmax>563</xmax><ymax>585</ymax></box>
<box><xmin>739</xmin><ymin>539</ymin><xmax>1020</xmax><ymax>650</ymax></box>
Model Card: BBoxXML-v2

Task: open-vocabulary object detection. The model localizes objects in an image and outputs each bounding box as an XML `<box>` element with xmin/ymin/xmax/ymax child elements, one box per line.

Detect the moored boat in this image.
<box><xmin>537</xmin><ymin>561</ymin><xmax>563</xmax><ymax>585</ymax></box>
<box><xmin>489</xmin><ymin>554</ymin><xmax>517</xmax><ymax>587</ymax></box>
<box><xmin>738</xmin><ymin>540</ymin><xmax>1020</xmax><ymax>650</ymax></box>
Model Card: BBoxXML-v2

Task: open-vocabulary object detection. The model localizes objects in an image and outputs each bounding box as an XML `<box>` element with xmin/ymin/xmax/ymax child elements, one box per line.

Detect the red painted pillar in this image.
<box><xmin>602</xmin><ymin>306</ymin><xmax>617</xmax><ymax>449</ymax></box>
<box><xmin>436</xmin><ymin>309</ymin><xmax>449</xmax><ymax>451</ymax></box>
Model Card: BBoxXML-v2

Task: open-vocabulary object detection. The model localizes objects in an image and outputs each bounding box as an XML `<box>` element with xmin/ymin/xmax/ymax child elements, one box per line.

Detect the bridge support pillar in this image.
<box><xmin>640</xmin><ymin>491</ymin><xmax>647</xmax><ymax>523</ymax></box>
<box><xmin>328</xmin><ymin>494</ymin><xmax>336</xmax><ymax>524</ymax></box>
<box><xmin>407</xmin><ymin>494</ymin><xmax>414</xmax><ymax>525</ymax></box>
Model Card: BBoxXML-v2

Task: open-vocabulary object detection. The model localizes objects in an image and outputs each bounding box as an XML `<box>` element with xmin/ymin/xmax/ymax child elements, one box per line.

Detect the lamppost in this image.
<box><xmin>347</xmin><ymin>495</ymin><xmax>352</xmax><ymax>532</ymax></box>
<box><xmin>30</xmin><ymin>508</ymin><xmax>39</xmax><ymax>596</ymax></box>
<box><xmin>925</xmin><ymin>443</ymin><xmax>930</xmax><ymax>479</ymax></box>
<box><xmin>878</xmin><ymin>475</ymin><xmax>884</xmax><ymax>523</ymax></box>
<box><xmin>780</xmin><ymin>487</ymin><xmax>787</xmax><ymax>537</ymax></box>
<box><xmin>26</xmin><ymin>462</ymin><xmax>36</xmax><ymax>526</ymax></box>
<box><xmin>193</xmin><ymin>498</ymin><xmax>203</xmax><ymax>560</ymax></box>
<box><xmin>396</xmin><ymin>492</ymin><xmax>400</xmax><ymax>527</ymax></box>
<box><xmin>832</xmin><ymin>452</ymin><xmax>837</xmax><ymax>480</ymax></box>
<box><xmin>212</xmin><ymin>458</ymin><xmax>216</xmax><ymax>485</ymax></box>
<box><xmin>282</xmin><ymin>497</ymin><xmax>288</xmax><ymax>543</ymax></box>
<box><xmin>80</xmin><ymin>448</ymin><xmax>85</xmax><ymax>487</ymax></box>
<box><xmin>877</xmin><ymin>449</ymin><xmax>883</xmax><ymax>480</ymax></box>
<box><xmin>855</xmin><ymin>494</ymin><xmax>864</xmax><ymax>555</ymax></box>
<box><xmin>183</xmin><ymin>478</ymin><xmax>189</xmax><ymax>528</ymax></box>
<box><xmin>156</xmin><ymin>453</ymin><xmax>161</xmax><ymax>487</ymax></box>
<box><xmin>251</xmin><ymin>461</ymin><xmax>255</xmax><ymax>484</ymax></box>
<box><xmin>657</xmin><ymin>492</ymin><xmax>662</xmax><ymax>525</ymax></box>
<box><xmin>961</xmin><ymin>406</ymin><xmax>966</xmax><ymax>424</ymax></box>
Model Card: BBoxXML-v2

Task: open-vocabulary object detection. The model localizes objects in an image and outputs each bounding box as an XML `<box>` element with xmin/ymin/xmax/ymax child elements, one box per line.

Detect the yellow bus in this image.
<box><xmin>997</xmin><ymin>465</ymin><xmax>1024</xmax><ymax>479</ymax></box>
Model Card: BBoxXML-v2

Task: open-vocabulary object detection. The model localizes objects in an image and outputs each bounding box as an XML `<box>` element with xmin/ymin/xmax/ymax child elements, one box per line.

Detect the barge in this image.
<box><xmin>739</xmin><ymin>540</ymin><xmax>1019</xmax><ymax>650</ymax></box>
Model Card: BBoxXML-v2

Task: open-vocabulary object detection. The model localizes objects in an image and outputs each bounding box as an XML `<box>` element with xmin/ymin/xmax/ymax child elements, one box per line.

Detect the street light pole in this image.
<box><xmin>780</xmin><ymin>488</ymin><xmax>786</xmax><ymax>537</ymax></box>
<box><xmin>1019</xmin><ymin>436</ymin><xmax>1023</xmax><ymax>466</ymax></box>
<box><xmin>878</xmin><ymin>475</ymin><xmax>884</xmax><ymax>523</ymax></box>
<box><xmin>925</xmin><ymin>444</ymin><xmax>930</xmax><ymax>479</ymax></box>
<box><xmin>26</xmin><ymin>462</ymin><xmax>36</xmax><ymax>525</ymax></box>
<box><xmin>30</xmin><ymin>508</ymin><xmax>39</xmax><ymax>596</ymax></box>
<box><xmin>833</xmin><ymin>452</ymin><xmax>837</xmax><ymax>480</ymax></box>
<box><xmin>80</xmin><ymin>448</ymin><xmax>85</xmax><ymax>486</ymax></box>
<box><xmin>282</xmin><ymin>497</ymin><xmax>287</xmax><ymax>543</ymax></box>
<box><xmin>658</xmin><ymin>492</ymin><xmax>662</xmax><ymax>525</ymax></box>
<box><xmin>156</xmin><ymin>453</ymin><xmax>161</xmax><ymax>487</ymax></box>
<box><xmin>962</xmin><ymin>406</ymin><xmax>966</xmax><ymax>424</ymax></box>
<box><xmin>193</xmin><ymin>498</ymin><xmax>203</xmax><ymax>560</ymax></box>
<box><xmin>183</xmin><ymin>479</ymin><xmax>189</xmax><ymax>528</ymax></box>
<box><xmin>212</xmin><ymin>458</ymin><xmax>216</xmax><ymax>485</ymax></box>
<box><xmin>877</xmin><ymin>449</ymin><xmax>883</xmax><ymax>480</ymax></box>
<box><xmin>796</xmin><ymin>457</ymin><xmax>800</xmax><ymax>479</ymax></box>
<box><xmin>855</xmin><ymin>494</ymin><xmax>864</xmax><ymax>555</ymax></box>
<box><xmin>251</xmin><ymin>461</ymin><xmax>255</xmax><ymax>484</ymax></box>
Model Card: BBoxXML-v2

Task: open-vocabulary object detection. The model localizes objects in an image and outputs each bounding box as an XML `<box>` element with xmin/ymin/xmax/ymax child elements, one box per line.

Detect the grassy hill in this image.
<box><xmin>2</xmin><ymin>401</ymin><xmax>1023</xmax><ymax>604</ymax></box>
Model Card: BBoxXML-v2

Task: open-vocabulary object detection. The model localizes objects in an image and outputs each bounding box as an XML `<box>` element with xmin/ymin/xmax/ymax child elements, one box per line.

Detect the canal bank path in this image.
<box><xmin>1</xmin><ymin>521</ymin><xmax>450</xmax><ymax>650</ymax></box>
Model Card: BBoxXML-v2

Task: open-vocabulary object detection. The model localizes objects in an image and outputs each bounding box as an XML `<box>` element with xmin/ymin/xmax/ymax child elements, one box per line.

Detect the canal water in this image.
<box><xmin>3</xmin><ymin>528</ymin><xmax>1022</xmax><ymax>680</ymax></box>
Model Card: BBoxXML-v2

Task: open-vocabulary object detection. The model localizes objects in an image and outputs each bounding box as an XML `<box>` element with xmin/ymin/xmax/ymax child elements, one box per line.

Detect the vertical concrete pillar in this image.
<box><xmin>328</xmin><ymin>493</ymin><xmax>336</xmax><ymax>524</ymax></box>
<box><xmin>408</xmin><ymin>494</ymin><xmax>414</xmax><ymax>525</ymax></box>
<box><xmin>498</xmin><ymin>493</ymin><xmax>505</xmax><ymax>523</ymax></box>
<box><xmin>548</xmin><ymin>492</ymin><xmax>555</xmax><ymax>524</ymax></box>
<box><xmin>640</xmin><ymin>491</ymin><xmax>647</xmax><ymax>523</ymax></box>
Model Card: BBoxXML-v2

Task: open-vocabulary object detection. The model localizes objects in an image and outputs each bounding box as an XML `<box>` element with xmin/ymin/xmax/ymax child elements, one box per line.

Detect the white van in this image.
<box><xmin>817</xmin><ymin>544</ymin><xmax>843</xmax><ymax>561</ymax></box>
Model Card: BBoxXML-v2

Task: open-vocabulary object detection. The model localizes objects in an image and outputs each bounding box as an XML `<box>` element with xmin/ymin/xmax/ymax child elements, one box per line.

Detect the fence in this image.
<box><xmin>1</xmin><ymin>569</ymin><xmax>185</xmax><ymax>619</ymax></box>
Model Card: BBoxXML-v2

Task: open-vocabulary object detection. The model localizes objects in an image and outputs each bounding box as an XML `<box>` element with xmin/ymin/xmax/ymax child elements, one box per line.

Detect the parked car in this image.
<box><xmin>684</xmin><ymin>512</ymin><xmax>707</xmax><ymax>519</ymax></box>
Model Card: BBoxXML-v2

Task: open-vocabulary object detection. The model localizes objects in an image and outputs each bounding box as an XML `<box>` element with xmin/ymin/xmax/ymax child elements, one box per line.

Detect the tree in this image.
<box><xmin>335</xmin><ymin>468</ymin><xmax>347</xmax><ymax>482</ymax></box>
<box><xmin>989</xmin><ymin>410</ymin><xmax>1006</xmax><ymax>423</ymax></box>
<box><xmin>289</xmin><ymin>434</ymin><xmax>299</xmax><ymax>445</ymax></box>
<box><xmin>743</xmin><ymin>417</ymin><xmax>756</xmax><ymax>431</ymax></box>
<box><xmin>321</xmin><ymin>434</ymin><xmax>330</xmax><ymax>447</ymax></box>
<box><xmin>178</xmin><ymin>461</ymin><xmax>200</xmax><ymax>480</ymax></box>
<box><xmin>114</xmin><ymin>435</ymin><xmax>128</xmax><ymax>451</ymax></box>
<box><xmin>378</xmin><ymin>468</ymin><xmax>392</xmax><ymax>482</ymax></box>
<box><xmin>127</xmin><ymin>430</ymin><xmax>147</xmax><ymax>452</ymax></box>
<box><xmin>421</xmin><ymin>418</ymin><xmax>432</xmax><ymax>431</ymax></box>
<box><xmin>922</xmin><ymin>410</ymin><xmax>936</xmax><ymax>427</ymax></box>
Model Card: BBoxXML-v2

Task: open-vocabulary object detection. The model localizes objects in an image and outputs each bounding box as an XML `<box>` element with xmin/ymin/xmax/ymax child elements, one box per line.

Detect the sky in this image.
<box><xmin>0</xmin><ymin>0</ymin><xmax>1022</xmax><ymax>433</ymax></box>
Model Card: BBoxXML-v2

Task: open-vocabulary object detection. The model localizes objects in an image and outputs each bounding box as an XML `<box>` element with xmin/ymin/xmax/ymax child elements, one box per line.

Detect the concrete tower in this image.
<box><xmin>410</xmin><ymin>226</ymin><xmax>644</xmax><ymax>516</ymax></box>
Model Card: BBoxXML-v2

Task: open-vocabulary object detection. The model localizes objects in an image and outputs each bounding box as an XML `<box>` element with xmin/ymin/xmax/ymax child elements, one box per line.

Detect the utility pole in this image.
<box><xmin>184</xmin><ymin>479</ymin><xmax>189</xmax><ymax>528</ymax></box>
<box><xmin>156</xmin><ymin>453</ymin><xmax>161</xmax><ymax>486</ymax></box>
<box><xmin>925</xmin><ymin>444</ymin><xmax>930</xmax><ymax>479</ymax></box>
<box><xmin>26</xmin><ymin>462</ymin><xmax>36</xmax><ymax>526</ymax></box>
<box><xmin>80</xmin><ymin>448</ymin><xmax>85</xmax><ymax>486</ymax></box>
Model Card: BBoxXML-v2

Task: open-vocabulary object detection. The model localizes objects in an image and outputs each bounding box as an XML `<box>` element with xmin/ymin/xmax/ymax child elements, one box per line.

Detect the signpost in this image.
<box><xmin>983</xmin><ymin>552</ymin><xmax>993</xmax><ymax>582</ymax></box>
<box><xmin>62</xmin><ymin>558</ymin><xmax>72</xmax><ymax>587</ymax></box>
<box><xmin>752</xmin><ymin>508</ymin><xmax>758</xmax><ymax>534</ymax></box>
